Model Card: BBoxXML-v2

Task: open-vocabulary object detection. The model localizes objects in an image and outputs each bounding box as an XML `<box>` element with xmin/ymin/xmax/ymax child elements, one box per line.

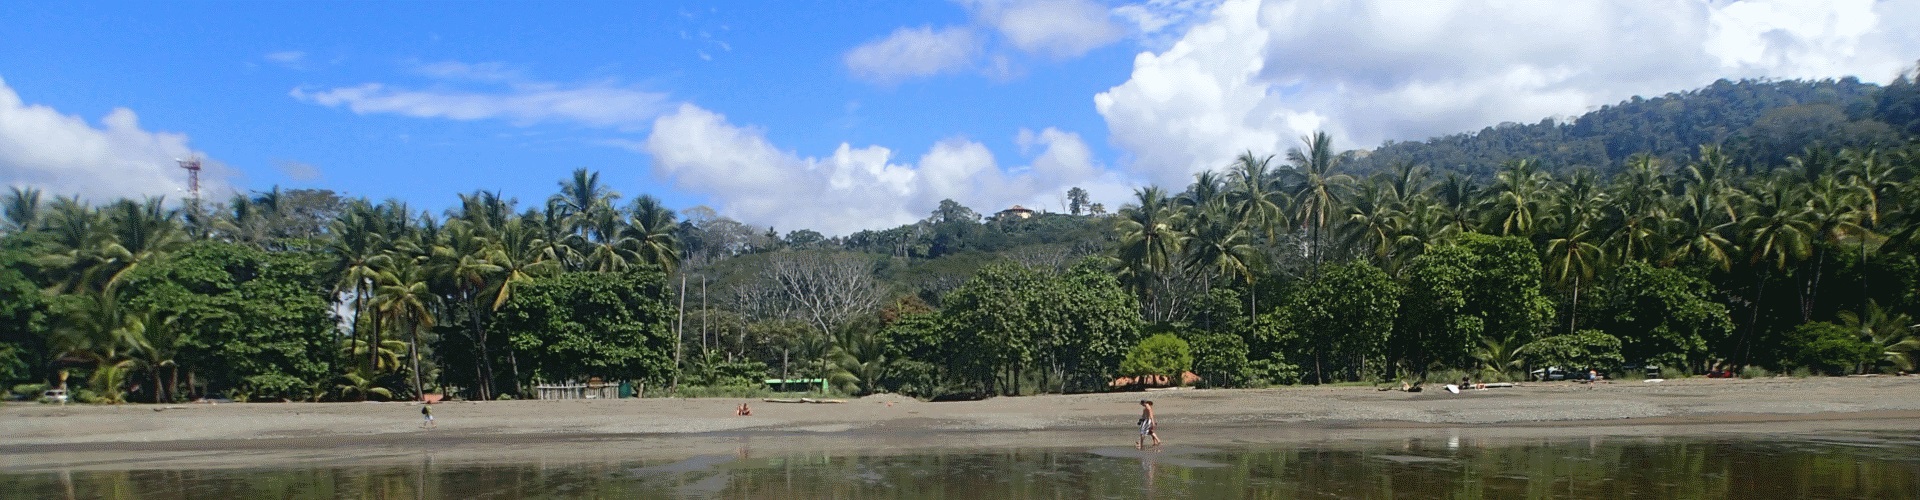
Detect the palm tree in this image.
<box><xmin>38</xmin><ymin>196</ymin><xmax>107</xmax><ymax>293</ymax></box>
<box><xmin>1115</xmin><ymin>186</ymin><xmax>1186</xmax><ymax>321</ymax></box>
<box><xmin>1666</xmin><ymin>147</ymin><xmax>1741</xmax><ymax>271</ymax></box>
<box><xmin>553</xmin><ymin>168</ymin><xmax>620</xmax><ymax>239</ymax></box>
<box><xmin>1606</xmin><ymin>155</ymin><xmax>1672</xmax><ymax>263</ymax></box>
<box><xmin>1472</xmin><ymin>335</ymin><xmax>1528</xmax><ymax>382</ymax></box>
<box><xmin>377</xmin><ymin>255</ymin><xmax>437</xmax><ymax>400</ymax></box>
<box><xmin>1382</xmin><ymin>161</ymin><xmax>1431</xmax><ymax>208</ymax></box>
<box><xmin>217</xmin><ymin>193</ymin><xmax>269</xmax><ymax>247</ymax></box>
<box><xmin>50</xmin><ymin>290</ymin><xmax>155</xmax><ymax>404</ymax></box>
<box><xmin>1386</xmin><ymin>197</ymin><xmax>1458</xmax><ymax>270</ymax></box>
<box><xmin>1183</xmin><ymin>200</ymin><xmax>1258</xmax><ymax>294</ymax></box>
<box><xmin>489</xmin><ymin>217</ymin><xmax>562</xmax><ymax>310</ymax></box>
<box><xmin>1181</xmin><ymin>171</ymin><xmax>1227</xmax><ymax>209</ymax></box>
<box><xmin>327</xmin><ymin>202</ymin><xmax>394</xmax><ymax>380</ymax></box>
<box><xmin>1435</xmin><ymin>173</ymin><xmax>1480</xmax><ymax>234</ymax></box>
<box><xmin>1837</xmin><ymin>300</ymin><xmax>1919</xmax><ymax>373</ymax></box>
<box><xmin>1227</xmin><ymin>151</ymin><xmax>1287</xmax><ymax>241</ymax></box>
<box><xmin>1486</xmin><ymin>159</ymin><xmax>1550</xmax><ymax>238</ymax></box>
<box><xmin>1740</xmin><ymin>179</ymin><xmax>1816</xmax><ymax>270</ymax></box>
<box><xmin>1800</xmin><ymin>174</ymin><xmax>1870</xmax><ymax>320</ymax></box>
<box><xmin>3</xmin><ymin>185</ymin><xmax>43</xmax><ymax>233</ymax></box>
<box><xmin>625</xmin><ymin>194</ymin><xmax>681</xmax><ymax>274</ymax></box>
<box><xmin>93</xmin><ymin>197</ymin><xmax>186</xmax><ymax>292</ymax></box>
<box><xmin>1543</xmin><ymin>228</ymin><xmax>1603</xmax><ymax>334</ymax></box>
<box><xmin>577</xmin><ymin>209</ymin><xmax>640</xmax><ymax>272</ymax></box>
<box><xmin>828</xmin><ymin>323</ymin><xmax>888</xmax><ymax>395</ymax></box>
<box><xmin>433</xmin><ymin>218</ymin><xmax>505</xmax><ymax>398</ymax></box>
<box><xmin>1734</xmin><ymin>176</ymin><xmax>1815</xmax><ymax>363</ymax></box>
<box><xmin>1285</xmin><ymin>131</ymin><xmax>1350</xmax><ymax>269</ymax></box>
<box><xmin>1540</xmin><ymin>169</ymin><xmax>1608</xmax><ymax>333</ymax></box>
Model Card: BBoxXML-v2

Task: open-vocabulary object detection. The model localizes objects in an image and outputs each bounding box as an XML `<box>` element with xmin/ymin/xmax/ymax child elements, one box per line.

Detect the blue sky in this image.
<box><xmin>4</xmin><ymin>1</ymin><xmax>1918</xmax><ymax>235</ymax></box>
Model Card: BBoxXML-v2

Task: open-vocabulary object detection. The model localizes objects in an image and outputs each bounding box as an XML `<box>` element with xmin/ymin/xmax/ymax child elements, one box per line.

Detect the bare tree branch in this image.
<box><xmin>766</xmin><ymin>252</ymin><xmax>888</xmax><ymax>334</ymax></box>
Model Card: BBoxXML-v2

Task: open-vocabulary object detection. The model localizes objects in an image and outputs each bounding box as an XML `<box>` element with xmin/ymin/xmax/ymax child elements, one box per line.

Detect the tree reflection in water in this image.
<box><xmin>6</xmin><ymin>434</ymin><xmax>1919</xmax><ymax>499</ymax></box>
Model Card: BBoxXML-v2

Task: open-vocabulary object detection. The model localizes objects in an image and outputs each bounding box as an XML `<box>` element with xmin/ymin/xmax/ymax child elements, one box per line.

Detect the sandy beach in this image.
<box><xmin>5</xmin><ymin>376</ymin><xmax>1920</xmax><ymax>472</ymax></box>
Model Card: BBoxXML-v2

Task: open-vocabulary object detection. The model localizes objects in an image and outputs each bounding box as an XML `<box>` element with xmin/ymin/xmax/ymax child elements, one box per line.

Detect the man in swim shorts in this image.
<box><xmin>1137</xmin><ymin>399</ymin><xmax>1160</xmax><ymax>448</ymax></box>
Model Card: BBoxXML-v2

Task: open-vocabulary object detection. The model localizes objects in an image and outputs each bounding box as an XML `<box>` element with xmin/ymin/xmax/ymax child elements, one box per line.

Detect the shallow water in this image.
<box><xmin>6</xmin><ymin>433</ymin><xmax>1919</xmax><ymax>499</ymax></box>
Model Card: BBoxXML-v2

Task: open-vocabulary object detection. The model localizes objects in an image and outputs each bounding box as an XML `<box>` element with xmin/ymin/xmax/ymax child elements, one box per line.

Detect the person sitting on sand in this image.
<box><xmin>1136</xmin><ymin>400</ymin><xmax>1161</xmax><ymax>449</ymax></box>
<box><xmin>736</xmin><ymin>403</ymin><xmax>752</xmax><ymax>416</ymax></box>
<box><xmin>421</xmin><ymin>404</ymin><xmax>435</xmax><ymax>429</ymax></box>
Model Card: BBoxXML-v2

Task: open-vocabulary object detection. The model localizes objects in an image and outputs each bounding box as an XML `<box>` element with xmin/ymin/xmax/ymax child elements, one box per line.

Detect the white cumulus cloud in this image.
<box><xmin>844</xmin><ymin>26</ymin><xmax>982</xmax><ymax>84</ymax></box>
<box><xmin>965</xmin><ymin>0</ymin><xmax>1126</xmax><ymax>58</ymax></box>
<box><xmin>642</xmin><ymin>104</ymin><xmax>1127</xmax><ymax>235</ymax></box>
<box><xmin>1096</xmin><ymin>0</ymin><xmax>1920</xmax><ymax>187</ymax></box>
<box><xmin>846</xmin><ymin>0</ymin><xmax>1149</xmax><ymax>84</ymax></box>
<box><xmin>265</xmin><ymin>51</ymin><xmax>308</xmax><ymax>70</ymax></box>
<box><xmin>0</xmin><ymin>76</ymin><xmax>222</xmax><ymax>203</ymax></box>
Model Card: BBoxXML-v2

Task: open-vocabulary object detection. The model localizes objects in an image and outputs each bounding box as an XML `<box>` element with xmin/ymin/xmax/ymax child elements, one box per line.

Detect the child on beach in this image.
<box><xmin>421</xmin><ymin>404</ymin><xmax>435</xmax><ymax>429</ymax></box>
<box><xmin>1136</xmin><ymin>400</ymin><xmax>1161</xmax><ymax>449</ymax></box>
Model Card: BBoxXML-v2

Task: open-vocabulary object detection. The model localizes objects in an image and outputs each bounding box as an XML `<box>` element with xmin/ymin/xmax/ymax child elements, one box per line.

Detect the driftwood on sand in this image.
<box><xmin>762</xmin><ymin>398</ymin><xmax>845</xmax><ymax>404</ymax></box>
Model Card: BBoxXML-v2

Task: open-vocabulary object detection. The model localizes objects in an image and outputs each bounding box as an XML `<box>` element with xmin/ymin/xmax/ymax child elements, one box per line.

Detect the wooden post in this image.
<box><xmin>673</xmin><ymin>274</ymin><xmax>686</xmax><ymax>392</ymax></box>
<box><xmin>702</xmin><ymin>275</ymin><xmax>710</xmax><ymax>353</ymax></box>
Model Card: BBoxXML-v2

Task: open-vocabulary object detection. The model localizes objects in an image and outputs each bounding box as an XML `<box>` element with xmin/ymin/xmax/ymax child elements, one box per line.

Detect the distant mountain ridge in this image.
<box><xmin>1343</xmin><ymin>77</ymin><xmax>1905</xmax><ymax>179</ymax></box>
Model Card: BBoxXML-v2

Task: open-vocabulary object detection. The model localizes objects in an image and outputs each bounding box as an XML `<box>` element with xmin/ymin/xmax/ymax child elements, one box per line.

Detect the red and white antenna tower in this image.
<box><xmin>177</xmin><ymin>156</ymin><xmax>202</xmax><ymax>201</ymax></box>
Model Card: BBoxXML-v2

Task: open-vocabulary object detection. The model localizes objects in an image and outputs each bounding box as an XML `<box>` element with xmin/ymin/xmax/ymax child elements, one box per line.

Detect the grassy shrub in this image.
<box><xmin>1121</xmin><ymin>334</ymin><xmax>1193</xmax><ymax>382</ymax></box>
<box><xmin>10</xmin><ymin>383</ymin><xmax>47</xmax><ymax>400</ymax></box>
<box><xmin>1423</xmin><ymin>368</ymin><xmax>1471</xmax><ymax>385</ymax></box>
<box><xmin>1739</xmin><ymin>366</ymin><xmax>1773</xmax><ymax>379</ymax></box>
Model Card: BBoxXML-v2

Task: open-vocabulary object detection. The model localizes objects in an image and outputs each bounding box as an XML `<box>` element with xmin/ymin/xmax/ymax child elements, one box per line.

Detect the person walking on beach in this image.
<box><xmin>421</xmin><ymin>404</ymin><xmax>436</xmax><ymax>429</ymax></box>
<box><xmin>1136</xmin><ymin>400</ymin><xmax>1161</xmax><ymax>449</ymax></box>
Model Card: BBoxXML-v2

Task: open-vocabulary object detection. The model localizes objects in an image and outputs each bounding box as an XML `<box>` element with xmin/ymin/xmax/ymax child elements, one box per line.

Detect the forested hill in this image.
<box><xmin>1344</xmin><ymin>77</ymin><xmax>1903</xmax><ymax>179</ymax></box>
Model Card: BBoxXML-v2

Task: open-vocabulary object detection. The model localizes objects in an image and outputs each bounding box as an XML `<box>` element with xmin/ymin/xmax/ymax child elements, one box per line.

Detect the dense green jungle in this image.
<box><xmin>6</xmin><ymin>70</ymin><xmax>1920</xmax><ymax>403</ymax></box>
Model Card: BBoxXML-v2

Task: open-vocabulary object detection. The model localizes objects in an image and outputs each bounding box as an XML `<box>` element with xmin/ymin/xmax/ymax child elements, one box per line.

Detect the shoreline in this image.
<box><xmin>5</xmin><ymin>376</ymin><xmax>1919</xmax><ymax>471</ymax></box>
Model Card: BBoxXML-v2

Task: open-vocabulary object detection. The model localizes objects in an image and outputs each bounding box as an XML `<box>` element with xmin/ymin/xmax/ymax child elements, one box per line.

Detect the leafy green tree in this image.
<box><xmin>492</xmin><ymin>269</ymin><xmax>677</xmax><ymax>386</ymax></box>
<box><xmin>1044</xmin><ymin>260</ymin><xmax>1143</xmax><ymax>391</ymax></box>
<box><xmin>1120</xmin><ymin>333</ymin><xmax>1192</xmax><ymax>381</ymax></box>
<box><xmin>1067</xmin><ymin>187</ymin><xmax>1091</xmax><ymax>216</ymax></box>
<box><xmin>1396</xmin><ymin>244</ymin><xmax>1480</xmax><ymax>374</ymax></box>
<box><xmin>118</xmin><ymin>241</ymin><xmax>337</xmax><ymax>401</ymax></box>
<box><xmin>1271</xmin><ymin>260</ymin><xmax>1400</xmax><ymax>383</ymax></box>
<box><xmin>1182</xmin><ymin>329</ymin><xmax>1251</xmax><ymax>388</ymax></box>
<box><xmin>0</xmin><ymin>242</ymin><xmax>48</xmax><ymax>385</ymax></box>
<box><xmin>1456</xmin><ymin>234</ymin><xmax>1557</xmax><ymax>346</ymax></box>
<box><xmin>1788</xmin><ymin>321</ymin><xmax>1877</xmax><ymax>375</ymax></box>
<box><xmin>1583</xmin><ymin>261</ymin><xmax>1733</xmax><ymax>370</ymax></box>
<box><xmin>877</xmin><ymin>302</ymin><xmax>945</xmax><ymax>397</ymax></box>
<box><xmin>938</xmin><ymin>263</ymin><xmax>1042</xmax><ymax>395</ymax></box>
<box><xmin>1522</xmin><ymin>330</ymin><xmax>1625</xmax><ymax>373</ymax></box>
<box><xmin>1394</xmin><ymin>235</ymin><xmax>1553</xmax><ymax>375</ymax></box>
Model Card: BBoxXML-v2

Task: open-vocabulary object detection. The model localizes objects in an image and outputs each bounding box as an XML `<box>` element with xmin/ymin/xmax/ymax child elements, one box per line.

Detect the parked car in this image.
<box><xmin>41</xmin><ymin>389</ymin><xmax>68</xmax><ymax>404</ymax></box>
<box><xmin>1529</xmin><ymin>367</ymin><xmax>1570</xmax><ymax>381</ymax></box>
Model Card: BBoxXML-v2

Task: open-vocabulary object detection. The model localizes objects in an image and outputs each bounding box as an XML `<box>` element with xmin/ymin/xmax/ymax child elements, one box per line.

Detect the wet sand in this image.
<box><xmin>5</xmin><ymin>376</ymin><xmax>1919</xmax><ymax>471</ymax></box>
